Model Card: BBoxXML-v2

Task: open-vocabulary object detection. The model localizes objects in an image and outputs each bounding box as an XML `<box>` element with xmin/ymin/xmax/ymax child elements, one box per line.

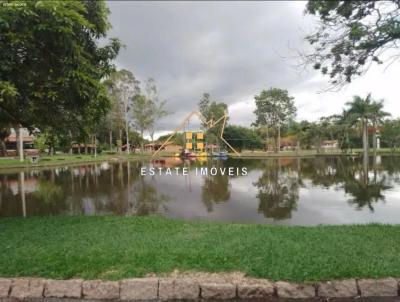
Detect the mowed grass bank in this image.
<box><xmin>1</xmin><ymin>216</ymin><xmax>400</xmax><ymax>281</ymax></box>
<box><xmin>0</xmin><ymin>152</ymin><xmax>183</xmax><ymax>170</ymax></box>
<box><xmin>0</xmin><ymin>154</ymin><xmax>147</xmax><ymax>169</ymax></box>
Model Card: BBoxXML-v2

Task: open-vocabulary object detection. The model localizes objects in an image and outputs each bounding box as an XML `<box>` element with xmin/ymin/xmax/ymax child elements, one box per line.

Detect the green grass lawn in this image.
<box><xmin>1</xmin><ymin>216</ymin><xmax>400</xmax><ymax>281</ymax></box>
<box><xmin>0</xmin><ymin>158</ymin><xmax>31</xmax><ymax>166</ymax></box>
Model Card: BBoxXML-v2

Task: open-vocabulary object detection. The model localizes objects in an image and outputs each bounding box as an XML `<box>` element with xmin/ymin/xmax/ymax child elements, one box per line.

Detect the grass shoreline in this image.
<box><xmin>1</xmin><ymin>149</ymin><xmax>400</xmax><ymax>170</ymax></box>
<box><xmin>0</xmin><ymin>154</ymin><xmax>151</xmax><ymax>170</ymax></box>
<box><xmin>1</xmin><ymin>216</ymin><xmax>400</xmax><ymax>281</ymax></box>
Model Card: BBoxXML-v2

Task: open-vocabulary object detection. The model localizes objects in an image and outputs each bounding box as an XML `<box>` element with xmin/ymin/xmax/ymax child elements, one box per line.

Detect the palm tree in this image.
<box><xmin>346</xmin><ymin>94</ymin><xmax>375</xmax><ymax>165</ymax></box>
<box><xmin>370</xmin><ymin>100</ymin><xmax>390</xmax><ymax>157</ymax></box>
<box><xmin>336</xmin><ymin>110</ymin><xmax>356</xmax><ymax>153</ymax></box>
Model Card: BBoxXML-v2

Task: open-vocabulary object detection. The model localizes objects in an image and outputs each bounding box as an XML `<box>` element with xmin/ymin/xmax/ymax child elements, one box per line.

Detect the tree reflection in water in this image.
<box><xmin>199</xmin><ymin>159</ymin><xmax>231</xmax><ymax>212</ymax></box>
<box><xmin>1</xmin><ymin>156</ymin><xmax>400</xmax><ymax>220</ymax></box>
<box><xmin>100</xmin><ymin>161</ymin><xmax>170</xmax><ymax>216</ymax></box>
<box><xmin>130</xmin><ymin>176</ymin><xmax>170</xmax><ymax>216</ymax></box>
<box><xmin>300</xmin><ymin>156</ymin><xmax>394</xmax><ymax>212</ymax></box>
<box><xmin>32</xmin><ymin>180</ymin><xmax>63</xmax><ymax>204</ymax></box>
<box><xmin>343</xmin><ymin>156</ymin><xmax>391</xmax><ymax>211</ymax></box>
<box><xmin>0</xmin><ymin>161</ymin><xmax>171</xmax><ymax>217</ymax></box>
<box><xmin>201</xmin><ymin>174</ymin><xmax>230</xmax><ymax>212</ymax></box>
<box><xmin>0</xmin><ymin>174</ymin><xmax>20</xmax><ymax>216</ymax></box>
<box><xmin>253</xmin><ymin>156</ymin><xmax>399</xmax><ymax>219</ymax></box>
<box><xmin>253</xmin><ymin>158</ymin><xmax>300</xmax><ymax>220</ymax></box>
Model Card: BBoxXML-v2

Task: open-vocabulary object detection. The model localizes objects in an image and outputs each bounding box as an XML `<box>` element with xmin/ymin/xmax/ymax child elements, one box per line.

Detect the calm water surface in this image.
<box><xmin>1</xmin><ymin>156</ymin><xmax>400</xmax><ymax>225</ymax></box>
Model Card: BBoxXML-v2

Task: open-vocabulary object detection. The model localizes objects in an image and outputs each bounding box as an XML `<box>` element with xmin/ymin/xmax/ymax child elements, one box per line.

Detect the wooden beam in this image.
<box><xmin>152</xmin><ymin>110</ymin><xmax>241</xmax><ymax>157</ymax></box>
<box><xmin>219</xmin><ymin>113</ymin><xmax>240</xmax><ymax>156</ymax></box>
<box><xmin>152</xmin><ymin>111</ymin><xmax>196</xmax><ymax>157</ymax></box>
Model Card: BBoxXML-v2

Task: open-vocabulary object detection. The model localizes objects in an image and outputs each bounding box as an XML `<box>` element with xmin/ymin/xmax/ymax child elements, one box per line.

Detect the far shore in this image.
<box><xmin>0</xmin><ymin>148</ymin><xmax>399</xmax><ymax>170</ymax></box>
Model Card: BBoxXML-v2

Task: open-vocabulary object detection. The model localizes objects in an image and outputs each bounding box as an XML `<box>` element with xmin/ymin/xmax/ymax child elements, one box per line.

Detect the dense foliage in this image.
<box><xmin>305</xmin><ymin>1</ymin><xmax>400</xmax><ymax>86</ymax></box>
<box><xmin>253</xmin><ymin>88</ymin><xmax>296</xmax><ymax>152</ymax></box>
<box><xmin>198</xmin><ymin>93</ymin><xmax>228</xmax><ymax>144</ymax></box>
<box><xmin>0</xmin><ymin>0</ymin><xmax>121</xmax><ymax>155</ymax></box>
<box><xmin>223</xmin><ymin>125</ymin><xmax>263</xmax><ymax>151</ymax></box>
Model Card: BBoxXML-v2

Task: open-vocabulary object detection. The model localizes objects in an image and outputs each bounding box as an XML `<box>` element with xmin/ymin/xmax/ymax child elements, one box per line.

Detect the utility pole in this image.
<box><xmin>17</xmin><ymin>127</ymin><xmax>24</xmax><ymax>162</ymax></box>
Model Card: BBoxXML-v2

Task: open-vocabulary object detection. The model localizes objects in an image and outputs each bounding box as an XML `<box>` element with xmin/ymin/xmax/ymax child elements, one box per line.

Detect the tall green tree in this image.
<box><xmin>346</xmin><ymin>94</ymin><xmax>375</xmax><ymax>164</ymax></box>
<box><xmin>145</xmin><ymin>78</ymin><xmax>169</xmax><ymax>143</ymax></box>
<box><xmin>253</xmin><ymin>88</ymin><xmax>296</xmax><ymax>152</ymax></box>
<box><xmin>370</xmin><ymin>100</ymin><xmax>390</xmax><ymax>156</ymax></box>
<box><xmin>198</xmin><ymin>93</ymin><xmax>228</xmax><ymax>145</ymax></box>
<box><xmin>104</xmin><ymin>70</ymin><xmax>140</xmax><ymax>154</ymax></box>
<box><xmin>295</xmin><ymin>121</ymin><xmax>325</xmax><ymax>152</ymax></box>
<box><xmin>223</xmin><ymin>125</ymin><xmax>263</xmax><ymax>151</ymax></box>
<box><xmin>305</xmin><ymin>1</ymin><xmax>400</xmax><ymax>86</ymax></box>
<box><xmin>330</xmin><ymin>111</ymin><xmax>358</xmax><ymax>152</ymax></box>
<box><xmin>131</xmin><ymin>94</ymin><xmax>154</xmax><ymax>152</ymax></box>
<box><xmin>198</xmin><ymin>93</ymin><xmax>211</xmax><ymax>128</ymax></box>
<box><xmin>0</xmin><ymin>0</ymin><xmax>120</xmax><ymax>160</ymax></box>
<box><xmin>381</xmin><ymin>119</ymin><xmax>400</xmax><ymax>152</ymax></box>
<box><xmin>104</xmin><ymin>93</ymin><xmax>125</xmax><ymax>151</ymax></box>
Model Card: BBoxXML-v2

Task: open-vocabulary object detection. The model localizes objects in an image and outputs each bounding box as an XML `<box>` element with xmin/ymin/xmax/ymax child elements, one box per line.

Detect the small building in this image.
<box><xmin>163</xmin><ymin>143</ymin><xmax>182</xmax><ymax>153</ymax></box>
<box><xmin>280</xmin><ymin>136</ymin><xmax>298</xmax><ymax>151</ymax></box>
<box><xmin>5</xmin><ymin>129</ymin><xmax>35</xmax><ymax>149</ymax></box>
<box><xmin>121</xmin><ymin>144</ymin><xmax>135</xmax><ymax>152</ymax></box>
<box><xmin>72</xmin><ymin>143</ymin><xmax>97</xmax><ymax>154</ymax></box>
<box><xmin>2</xmin><ymin>128</ymin><xmax>37</xmax><ymax>157</ymax></box>
<box><xmin>321</xmin><ymin>140</ymin><xmax>338</xmax><ymax>149</ymax></box>
<box><xmin>151</xmin><ymin>157</ymin><xmax>183</xmax><ymax>168</ymax></box>
<box><xmin>206</xmin><ymin>143</ymin><xmax>219</xmax><ymax>151</ymax></box>
<box><xmin>144</xmin><ymin>143</ymin><xmax>158</xmax><ymax>151</ymax></box>
<box><xmin>145</xmin><ymin>142</ymin><xmax>182</xmax><ymax>153</ymax></box>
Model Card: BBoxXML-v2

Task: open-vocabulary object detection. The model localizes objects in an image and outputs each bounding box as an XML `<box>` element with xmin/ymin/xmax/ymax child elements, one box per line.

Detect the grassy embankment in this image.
<box><xmin>1</xmin><ymin>216</ymin><xmax>400</xmax><ymax>281</ymax></box>
<box><xmin>1</xmin><ymin>148</ymin><xmax>399</xmax><ymax>169</ymax></box>
<box><xmin>0</xmin><ymin>153</ymin><xmax>153</xmax><ymax>169</ymax></box>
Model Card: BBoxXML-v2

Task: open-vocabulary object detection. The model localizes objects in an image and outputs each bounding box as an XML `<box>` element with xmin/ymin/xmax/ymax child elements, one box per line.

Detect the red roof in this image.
<box><xmin>5</xmin><ymin>136</ymin><xmax>34</xmax><ymax>143</ymax></box>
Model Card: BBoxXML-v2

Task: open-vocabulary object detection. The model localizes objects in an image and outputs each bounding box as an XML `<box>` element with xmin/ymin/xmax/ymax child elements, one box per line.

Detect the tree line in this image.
<box><xmin>197</xmin><ymin>89</ymin><xmax>400</xmax><ymax>155</ymax></box>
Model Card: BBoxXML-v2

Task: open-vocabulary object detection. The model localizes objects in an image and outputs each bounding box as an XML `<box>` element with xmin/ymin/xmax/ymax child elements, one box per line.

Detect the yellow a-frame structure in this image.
<box><xmin>152</xmin><ymin>110</ymin><xmax>240</xmax><ymax>157</ymax></box>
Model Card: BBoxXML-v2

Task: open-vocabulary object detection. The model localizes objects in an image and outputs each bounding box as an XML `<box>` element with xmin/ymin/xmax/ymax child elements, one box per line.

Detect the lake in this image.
<box><xmin>1</xmin><ymin>156</ymin><xmax>400</xmax><ymax>225</ymax></box>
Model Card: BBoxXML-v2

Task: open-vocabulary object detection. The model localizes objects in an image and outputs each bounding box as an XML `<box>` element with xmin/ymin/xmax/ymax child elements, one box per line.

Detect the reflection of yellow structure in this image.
<box><xmin>196</xmin><ymin>154</ymin><xmax>208</xmax><ymax>162</ymax></box>
<box><xmin>151</xmin><ymin>157</ymin><xmax>183</xmax><ymax>168</ymax></box>
<box><xmin>152</xmin><ymin>111</ymin><xmax>240</xmax><ymax>157</ymax></box>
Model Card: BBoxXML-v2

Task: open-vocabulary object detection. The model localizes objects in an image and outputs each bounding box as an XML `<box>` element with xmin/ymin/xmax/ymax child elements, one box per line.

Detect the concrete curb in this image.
<box><xmin>0</xmin><ymin>277</ymin><xmax>400</xmax><ymax>301</ymax></box>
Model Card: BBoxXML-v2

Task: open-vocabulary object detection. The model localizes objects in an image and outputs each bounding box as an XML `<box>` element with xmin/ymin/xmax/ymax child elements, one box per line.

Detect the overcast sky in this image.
<box><xmin>106</xmin><ymin>1</ymin><xmax>400</xmax><ymax>138</ymax></box>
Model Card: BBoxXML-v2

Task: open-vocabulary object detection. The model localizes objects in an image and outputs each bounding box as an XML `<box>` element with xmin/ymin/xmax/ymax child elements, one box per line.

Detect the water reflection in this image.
<box><xmin>0</xmin><ymin>156</ymin><xmax>400</xmax><ymax>225</ymax></box>
<box><xmin>253</xmin><ymin>159</ymin><xmax>300</xmax><ymax>219</ymax></box>
<box><xmin>299</xmin><ymin>156</ymin><xmax>392</xmax><ymax>211</ymax></box>
<box><xmin>0</xmin><ymin>162</ymin><xmax>169</xmax><ymax>217</ymax></box>
<box><xmin>131</xmin><ymin>176</ymin><xmax>170</xmax><ymax>215</ymax></box>
<box><xmin>201</xmin><ymin>160</ymin><xmax>231</xmax><ymax>212</ymax></box>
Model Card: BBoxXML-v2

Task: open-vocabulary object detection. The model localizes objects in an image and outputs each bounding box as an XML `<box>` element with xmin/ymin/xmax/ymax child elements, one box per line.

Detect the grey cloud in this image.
<box><xmin>106</xmin><ymin>1</ymin><xmax>316</xmax><ymax>131</ymax></box>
